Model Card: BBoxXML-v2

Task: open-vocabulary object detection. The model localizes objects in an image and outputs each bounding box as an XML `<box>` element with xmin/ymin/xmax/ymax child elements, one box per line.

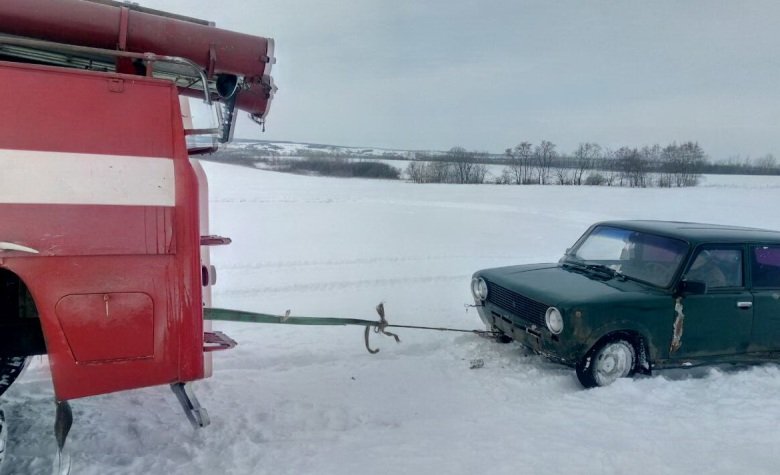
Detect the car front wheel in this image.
<box><xmin>576</xmin><ymin>338</ymin><xmax>636</xmax><ymax>388</ymax></box>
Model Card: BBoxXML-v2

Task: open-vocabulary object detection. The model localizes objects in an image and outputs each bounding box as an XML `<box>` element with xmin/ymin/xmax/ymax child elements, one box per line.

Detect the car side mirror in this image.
<box><xmin>677</xmin><ymin>279</ymin><xmax>707</xmax><ymax>296</ymax></box>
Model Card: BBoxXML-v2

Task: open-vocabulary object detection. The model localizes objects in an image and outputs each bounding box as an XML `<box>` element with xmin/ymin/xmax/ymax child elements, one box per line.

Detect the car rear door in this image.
<box><xmin>749</xmin><ymin>244</ymin><xmax>780</xmax><ymax>351</ymax></box>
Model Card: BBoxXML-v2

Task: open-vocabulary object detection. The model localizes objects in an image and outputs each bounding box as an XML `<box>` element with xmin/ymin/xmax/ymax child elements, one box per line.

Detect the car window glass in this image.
<box><xmin>752</xmin><ymin>246</ymin><xmax>780</xmax><ymax>288</ymax></box>
<box><xmin>572</xmin><ymin>225</ymin><xmax>688</xmax><ymax>287</ymax></box>
<box><xmin>686</xmin><ymin>248</ymin><xmax>742</xmax><ymax>289</ymax></box>
<box><xmin>576</xmin><ymin>227</ymin><xmax>631</xmax><ymax>260</ymax></box>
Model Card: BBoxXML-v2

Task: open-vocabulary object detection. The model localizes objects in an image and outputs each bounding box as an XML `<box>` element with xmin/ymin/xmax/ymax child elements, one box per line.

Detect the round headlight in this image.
<box><xmin>545</xmin><ymin>307</ymin><xmax>564</xmax><ymax>334</ymax></box>
<box><xmin>471</xmin><ymin>277</ymin><xmax>488</xmax><ymax>301</ymax></box>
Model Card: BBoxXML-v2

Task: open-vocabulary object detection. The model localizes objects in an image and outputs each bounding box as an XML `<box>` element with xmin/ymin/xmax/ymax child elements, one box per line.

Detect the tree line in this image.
<box><xmin>213</xmin><ymin>140</ymin><xmax>780</xmax><ymax>184</ymax></box>
<box><xmin>405</xmin><ymin>140</ymin><xmax>763</xmax><ymax>187</ymax></box>
<box><xmin>405</xmin><ymin>147</ymin><xmax>490</xmax><ymax>184</ymax></box>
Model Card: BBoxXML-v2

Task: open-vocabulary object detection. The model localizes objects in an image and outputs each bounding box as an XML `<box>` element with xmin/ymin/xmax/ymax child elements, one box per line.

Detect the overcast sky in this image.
<box><xmin>143</xmin><ymin>0</ymin><xmax>780</xmax><ymax>159</ymax></box>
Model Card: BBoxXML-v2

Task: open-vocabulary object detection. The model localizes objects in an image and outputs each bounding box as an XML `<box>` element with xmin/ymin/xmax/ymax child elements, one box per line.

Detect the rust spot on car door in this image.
<box><xmin>670</xmin><ymin>297</ymin><xmax>684</xmax><ymax>354</ymax></box>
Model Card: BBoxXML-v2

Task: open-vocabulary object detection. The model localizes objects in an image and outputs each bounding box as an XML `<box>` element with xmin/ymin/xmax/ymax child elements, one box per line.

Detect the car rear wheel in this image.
<box><xmin>576</xmin><ymin>338</ymin><xmax>636</xmax><ymax>388</ymax></box>
<box><xmin>0</xmin><ymin>357</ymin><xmax>29</xmax><ymax>397</ymax></box>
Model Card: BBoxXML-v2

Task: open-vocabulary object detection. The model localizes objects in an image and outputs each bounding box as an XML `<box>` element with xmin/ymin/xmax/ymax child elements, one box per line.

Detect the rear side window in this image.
<box><xmin>752</xmin><ymin>246</ymin><xmax>780</xmax><ymax>288</ymax></box>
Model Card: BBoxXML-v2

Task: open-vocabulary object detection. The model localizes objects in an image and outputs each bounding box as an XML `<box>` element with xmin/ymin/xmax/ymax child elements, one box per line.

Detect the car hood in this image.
<box><xmin>476</xmin><ymin>263</ymin><xmax>663</xmax><ymax>307</ymax></box>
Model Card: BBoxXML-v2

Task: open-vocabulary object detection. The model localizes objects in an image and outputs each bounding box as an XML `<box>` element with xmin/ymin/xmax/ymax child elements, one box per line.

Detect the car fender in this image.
<box><xmin>579</xmin><ymin>319</ymin><xmax>659</xmax><ymax>366</ymax></box>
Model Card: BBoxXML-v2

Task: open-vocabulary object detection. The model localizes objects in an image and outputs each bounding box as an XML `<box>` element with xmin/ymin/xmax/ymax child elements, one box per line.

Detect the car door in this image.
<box><xmin>671</xmin><ymin>245</ymin><xmax>753</xmax><ymax>358</ymax></box>
<box><xmin>749</xmin><ymin>245</ymin><xmax>780</xmax><ymax>351</ymax></box>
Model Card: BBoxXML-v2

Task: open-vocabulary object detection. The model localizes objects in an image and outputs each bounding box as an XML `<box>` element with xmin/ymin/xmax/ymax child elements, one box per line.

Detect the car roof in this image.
<box><xmin>594</xmin><ymin>220</ymin><xmax>780</xmax><ymax>245</ymax></box>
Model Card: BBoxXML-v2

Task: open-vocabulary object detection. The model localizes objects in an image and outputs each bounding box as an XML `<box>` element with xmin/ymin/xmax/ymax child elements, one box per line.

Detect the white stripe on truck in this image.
<box><xmin>0</xmin><ymin>149</ymin><xmax>175</xmax><ymax>206</ymax></box>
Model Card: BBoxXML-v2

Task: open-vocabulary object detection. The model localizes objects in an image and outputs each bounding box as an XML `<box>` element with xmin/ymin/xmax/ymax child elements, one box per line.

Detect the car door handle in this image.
<box><xmin>0</xmin><ymin>242</ymin><xmax>39</xmax><ymax>254</ymax></box>
<box><xmin>736</xmin><ymin>301</ymin><xmax>753</xmax><ymax>309</ymax></box>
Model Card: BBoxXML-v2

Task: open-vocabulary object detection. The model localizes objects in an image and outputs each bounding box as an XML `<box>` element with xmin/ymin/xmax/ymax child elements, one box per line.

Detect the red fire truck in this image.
<box><xmin>0</xmin><ymin>0</ymin><xmax>275</xmax><ymax>462</ymax></box>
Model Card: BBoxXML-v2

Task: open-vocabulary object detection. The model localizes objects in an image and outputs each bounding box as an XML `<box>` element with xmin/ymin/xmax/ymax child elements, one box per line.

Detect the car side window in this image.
<box><xmin>752</xmin><ymin>246</ymin><xmax>780</xmax><ymax>288</ymax></box>
<box><xmin>686</xmin><ymin>248</ymin><xmax>743</xmax><ymax>289</ymax></box>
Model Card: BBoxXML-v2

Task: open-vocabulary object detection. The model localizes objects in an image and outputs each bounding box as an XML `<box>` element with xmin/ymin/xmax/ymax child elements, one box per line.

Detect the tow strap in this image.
<box><xmin>204</xmin><ymin>303</ymin><xmax>497</xmax><ymax>354</ymax></box>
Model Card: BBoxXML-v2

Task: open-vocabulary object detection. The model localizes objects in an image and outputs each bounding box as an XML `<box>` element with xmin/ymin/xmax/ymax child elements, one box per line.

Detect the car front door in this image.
<box><xmin>671</xmin><ymin>245</ymin><xmax>753</xmax><ymax>358</ymax></box>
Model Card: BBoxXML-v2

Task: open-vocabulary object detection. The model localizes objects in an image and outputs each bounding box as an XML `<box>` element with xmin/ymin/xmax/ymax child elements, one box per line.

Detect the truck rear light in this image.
<box><xmin>201</xmin><ymin>265</ymin><xmax>217</xmax><ymax>286</ymax></box>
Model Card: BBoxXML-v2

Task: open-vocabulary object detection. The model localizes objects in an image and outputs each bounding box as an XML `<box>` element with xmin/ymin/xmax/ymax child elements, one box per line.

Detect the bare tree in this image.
<box><xmin>615</xmin><ymin>147</ymin><xmax>648</xmax><ymax>187</ymax></box>
<box><xmin>554</xmin><ymin>165</ymin><xmax>571</xmax><ymax>185</ymax></box>
<box><xmin>429</xmin><ymin>159</ymin><xmax>454</xmax><ymax>183</ymax></box>
<box><xmin>405</xmin><ymin>161</ymin><xmax>428</xmax><ymax>183</ymax></box>
<box><xmin>448</xmin><ymin>146</ymin><xmax>471</xmax><ymax>184</ymax></box>
<box><xmin>446</xmin><ymin>146</ymin><xmax>484</xmax><ymax>184</ymax></box>
<box><xmin>640</xmin><ymin>144</ymin><xmax>661</xmax><ymax>186</ymax></box>
<box><xmin>446</xmin><ymin>146</ymin><xmax>489</xmax><ymax>184</ymax></box>
<box><xmin>600</xmin><ymin>147</ymin><xmax>619</xmax><ymax>186</ymax></box>
<box><xmin>470</xmin><ymin>151</ymin><xmax>489</xmax><ymax>184</ymax></box>
<box><xmin>503</xmin><ymin>142</ymin><xmax>533</xmax><ymax>184</ymax></box>
<box><xmin>662</xmin><ymin>142</ymin><xmax>706</xmax><ymax>186</ymax></box>
<box><xmin>497</xmin><ymin>168</ymin><xmax>513</xmax><ymax>184</ymax></box>
<box><xmin>755</xmin><ymin>154</ymin><xmax>777</xmax><ymax>172</ymax></box>
<box><xmin>533</xmin><ymin>140</ymin><xmax>557</xmax><ymax>184</ymax></box>
<box><xmin>503</xmin><ymin>147</ymin><xmax>519</xmax><ymax>183</ymax></box>
<box><xmin>683</xmin><ymin>142</ymin><xmax>707</xmax><ymax>185</ymax></box>
<box><xmin>572</xmin><ymin>142</ymin><xmax>601</xmax><ymax>185</ymax></box>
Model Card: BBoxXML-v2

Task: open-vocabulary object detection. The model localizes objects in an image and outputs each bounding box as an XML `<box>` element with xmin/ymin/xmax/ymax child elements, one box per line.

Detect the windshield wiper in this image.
<box><xmin>584</xmin><ymin>264</ymin><xmax>625</xmax><ymax>280</ymax></box>
<box><xmin>561</xmin><ymin>258</ymin><xmax>624</xmax><ymax>280</ymax></box>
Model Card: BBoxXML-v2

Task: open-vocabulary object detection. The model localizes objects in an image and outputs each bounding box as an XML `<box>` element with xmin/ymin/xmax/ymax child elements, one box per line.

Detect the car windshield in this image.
<box><xmin>563</xmin><ymin>225</ymin><xmax>689</xmax><ymax>287</ymax></box>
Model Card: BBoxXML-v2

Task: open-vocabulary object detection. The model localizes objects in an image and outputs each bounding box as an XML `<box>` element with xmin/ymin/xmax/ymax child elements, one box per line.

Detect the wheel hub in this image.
<box><xmin>594</xmin><ymin>341</ymin><xmax>634</xmax><ymax>386</ymax></box>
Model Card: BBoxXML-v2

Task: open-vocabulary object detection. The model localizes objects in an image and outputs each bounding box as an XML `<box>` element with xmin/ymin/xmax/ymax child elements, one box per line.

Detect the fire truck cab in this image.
<box><xmin>0</xmin><ymin>0</ymin><xmax>275</xmax><ymax>428</ymax></box>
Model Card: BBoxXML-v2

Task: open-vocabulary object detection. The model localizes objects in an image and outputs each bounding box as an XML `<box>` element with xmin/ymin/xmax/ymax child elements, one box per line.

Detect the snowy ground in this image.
<box><xmin>3</xmin><ymin>164</ymin><xmax>780</xmax><ymax>474</ymax></box>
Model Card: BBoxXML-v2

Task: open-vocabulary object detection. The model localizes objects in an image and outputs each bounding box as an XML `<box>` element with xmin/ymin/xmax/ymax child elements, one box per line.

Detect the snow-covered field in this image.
<box><xmin>3</xmin><ymin>164</ymin><xmax>780</xmax><ymax>474</ymax></box>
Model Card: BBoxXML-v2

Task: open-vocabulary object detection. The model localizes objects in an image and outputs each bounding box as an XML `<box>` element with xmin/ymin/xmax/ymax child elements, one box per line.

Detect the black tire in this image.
<box><xmin>0</xmin><ymin>357</ymin><xmax>29</xmax><ymax>398</ymax></box>
<box><xmin>576</xmin><ymin>337</ymin><xmax>636</xmax><ymax>388</ymax></box>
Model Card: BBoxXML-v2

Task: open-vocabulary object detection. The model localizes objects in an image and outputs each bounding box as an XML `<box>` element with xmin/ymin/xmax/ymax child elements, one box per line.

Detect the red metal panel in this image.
<box><xmin>1</xmin><ymin>205</ymin><xmax>168</xmax><ymax>257</ymax></box>
<box><xmin>171</xmin><ymin>124</ymin><xmax>206</xmax><ymax>384</ymax></box>
<box><xmin>0</xmin><ymin>62</ymin><xmax>174</xmax><ymax>157</ymax></box>
<box><xmin>55</xmin><ymin>292</ymin><xmax>155</xmax><ymax>362</ymax></box>
<box><xmin>0</xmin><ymin>63</ymin><xmax>207</xmax><ymax>400</ymax></box>
<box><xmin>6</xmin><ymin>256</ymin><xmax>178</xmax><ymax>399</ymax></box>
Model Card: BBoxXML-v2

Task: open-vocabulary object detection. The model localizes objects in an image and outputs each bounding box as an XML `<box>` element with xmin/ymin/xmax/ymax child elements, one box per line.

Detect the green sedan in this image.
<box><xmin>472</xmin><ymin>220</ymin><xmax>780</xmax><ymax>387</ymax></box>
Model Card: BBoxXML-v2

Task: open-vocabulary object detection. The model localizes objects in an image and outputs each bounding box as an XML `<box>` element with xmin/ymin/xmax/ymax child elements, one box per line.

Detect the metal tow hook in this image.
<box><xmin>364</xmin><ymin>303</ymin><xmax>400</xmax><ymax>354</ymax></box>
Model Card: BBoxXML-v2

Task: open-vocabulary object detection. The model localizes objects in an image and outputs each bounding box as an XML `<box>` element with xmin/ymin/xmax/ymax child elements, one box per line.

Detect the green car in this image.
<box><xmin>472</xmin><ymin>220</ymin><xmax>780</xmax><ymax>387</ymax></box>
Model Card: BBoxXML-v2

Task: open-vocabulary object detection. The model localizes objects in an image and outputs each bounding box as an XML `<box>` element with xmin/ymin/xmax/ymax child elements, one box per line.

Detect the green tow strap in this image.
<box><xmin>204</xmin><ymin>304</ymin><xmax>496</xmax><ymax>354</ymax></box>
<box><xmin>204</xmin><ymin>304</ymin><xmax>401</xmax><ymax>354</ymax></box>
<box><xmin>204</xmin><ymin>307</ymin><xmax>379</xmax><ymax>327</ymax></box>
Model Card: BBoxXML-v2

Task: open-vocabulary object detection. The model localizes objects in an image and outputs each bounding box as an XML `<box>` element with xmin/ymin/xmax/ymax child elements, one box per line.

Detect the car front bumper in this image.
<box><xmin>477</xmin><ymin>302</ymin><xmax>579</xmax><ymax>367</ymax></box>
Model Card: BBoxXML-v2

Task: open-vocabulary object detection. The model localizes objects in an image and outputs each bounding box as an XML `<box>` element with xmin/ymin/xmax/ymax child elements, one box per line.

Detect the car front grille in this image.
<box><xmin>486</xmin><ymin>281</ymin><xmax>548</xmax><ymax>328</ymax></box>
